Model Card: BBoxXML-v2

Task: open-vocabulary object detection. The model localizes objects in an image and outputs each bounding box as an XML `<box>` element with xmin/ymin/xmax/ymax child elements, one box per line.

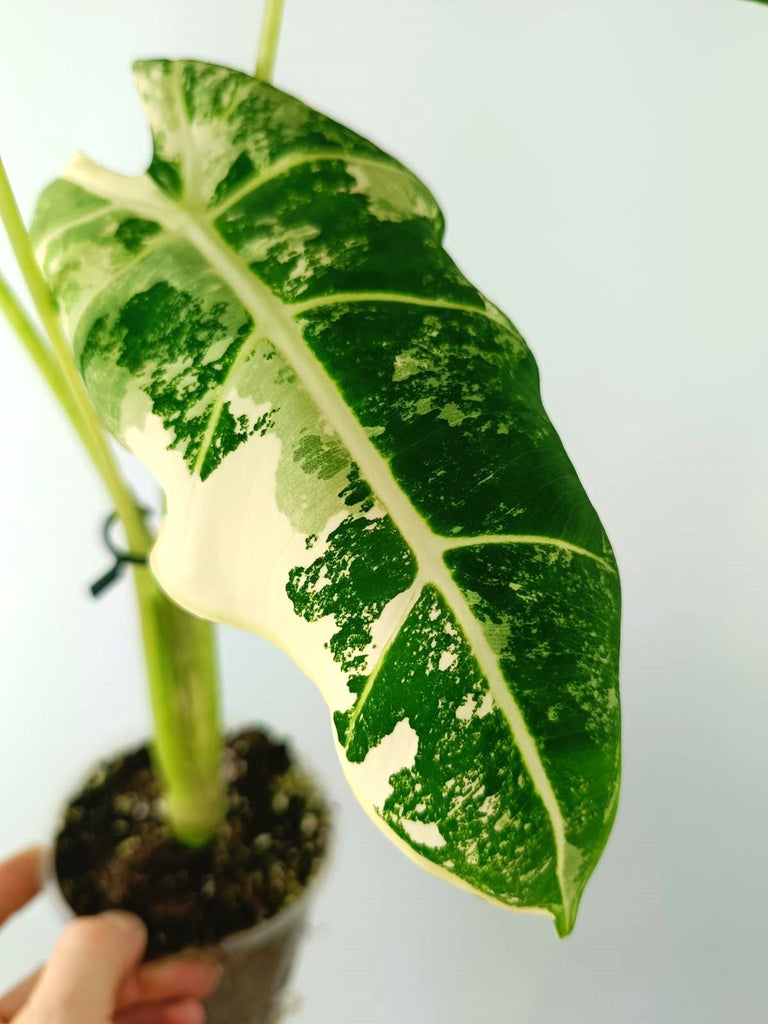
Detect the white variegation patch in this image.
<box><xmin>401</xmin><ymin>819</ymin><xmax>446</xmax><ymax>849</ymax></box>
<box><xmin>340</xmin><ymin>717</ymin><xmax>420</xmax><ymax>812</ymax></box>
<box><xmin>345</xmin><ymin>161</ymin><xmax>439</xmax><ymax>224</ymax></box>
<box><xmin>129</xmin><ymin>413</ymin><xmax>359</xmax><ymax>713</ymax></box>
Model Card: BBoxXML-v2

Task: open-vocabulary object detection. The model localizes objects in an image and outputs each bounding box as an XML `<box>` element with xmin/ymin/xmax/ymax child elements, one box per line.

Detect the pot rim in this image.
<box><xmin>44</xmin><ymin>730</ymin><xmax>334</xmax><ymax>954</ymax></box>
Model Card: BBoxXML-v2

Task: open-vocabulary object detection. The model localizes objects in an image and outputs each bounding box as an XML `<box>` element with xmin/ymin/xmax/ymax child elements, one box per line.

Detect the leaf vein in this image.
<box><xmin>290</xmin><ymin>290</ymin><xmax>506</xmax><ymax>325</ymax></box>
<box><xmin>440</xmin><ymin>534</ymin><xmax>615</xmax><ymax>573</ymax></box>
<box><xmin>210</xmin><ymin>151</ymin><xmax>421</xmax><ymax>217</ymax></box>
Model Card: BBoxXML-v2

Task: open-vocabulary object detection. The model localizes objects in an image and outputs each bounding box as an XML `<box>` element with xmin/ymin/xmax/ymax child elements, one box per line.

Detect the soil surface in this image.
<box><xmin>54</xmin><ymin>728</ymin><xmax>330</xmax><ymax>959</ymax></box>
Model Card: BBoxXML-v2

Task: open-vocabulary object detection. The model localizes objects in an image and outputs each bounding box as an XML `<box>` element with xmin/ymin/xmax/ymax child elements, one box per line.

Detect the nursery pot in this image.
<box><xmin>50</xmin><ymin>729</ymin><xmax>331</xmax><ymax>1024</ymax></box>
<box><xmin>203</xmin><ymin>880</ymin><xmax>317</xmax><ymax>1023</ymax></box>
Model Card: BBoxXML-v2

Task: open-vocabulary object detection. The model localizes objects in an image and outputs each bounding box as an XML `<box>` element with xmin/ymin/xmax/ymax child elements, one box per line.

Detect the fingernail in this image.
<box><xmin>102</xmin><ymin>910</ymin><xmax>145</xmax><ymax>935</ymax></box>
<box><xmin>199</xmin><ymin>960</ymin><xmax>224</xmax><ymax>993</ymax></box>
<box><xmin>173</xmin><ymin>954</ymin><xmax>223</xmax><ymax>993</ymax></box>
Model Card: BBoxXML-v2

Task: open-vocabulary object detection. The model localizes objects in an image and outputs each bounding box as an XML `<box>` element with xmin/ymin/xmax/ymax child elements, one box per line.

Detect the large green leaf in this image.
<box><xmin>32</xmin><ymin>59</ymin><xmax>620</xmax><ymax>935</ymax></box>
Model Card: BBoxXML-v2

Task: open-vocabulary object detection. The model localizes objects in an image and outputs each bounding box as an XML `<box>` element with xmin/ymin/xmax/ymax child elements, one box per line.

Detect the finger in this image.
<box><xmin>118</xmin><ymin>957</ymin><xmax>221</xmax><ymax>1009</ymax></box>
<box><xmin>0</xmin><ymin>848</ymin><xmax>43</xmax><ymax>925</ymax></box>
<box><xmin>24</xmin><ymin>911</ymin><xmax>147</xmax><ymax>1021</ymax></box>
<box><xmin>0</xmin><ymin>966</ymin><xmax>41</xmax><ymax>1020</ymax></box>
<box><xmin>115</xmin><ymin>998</ymin><xmax>205</xmax><ymax>1024</ymax></box>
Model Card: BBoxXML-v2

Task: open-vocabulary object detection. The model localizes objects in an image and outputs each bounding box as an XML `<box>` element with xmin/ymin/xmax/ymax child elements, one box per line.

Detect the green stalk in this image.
<box><xmin>0</xmin><ymin>156</ymin><xmax>148</xmax><ymax>550</ymax></box>
<box><xmin>255</xmin><ymin>0</ymin><xmax>286</xmax><ymax>82</ymax></box>
<box><xmin>135</xmin><ymin>574</ymin><xmax>226</xmax><ymax>845</ymax></box>
<box><xmin>0</xmin><ymin>156</ymin><xmax>225</xmax><ymax>845</ymax></box>
<box><xmin>0</xmin><ymin>271</ymin><xmax>104</xmax><ymax>469</ymax></box>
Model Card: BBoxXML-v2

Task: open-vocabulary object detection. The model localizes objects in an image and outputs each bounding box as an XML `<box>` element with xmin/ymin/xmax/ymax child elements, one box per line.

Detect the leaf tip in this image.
<box><xmin>554</xmin><ymin>909</ymin><xmax>575</xmax><ymax>939</ymax></box>
<box><xmin>553</xmin><ymin>889</ymin><xmax>583</xmax><ymax>938</ymax></box>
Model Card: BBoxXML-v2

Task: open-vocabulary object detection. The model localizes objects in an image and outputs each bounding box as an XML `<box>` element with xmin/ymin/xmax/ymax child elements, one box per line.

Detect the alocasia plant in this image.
<box><xmin>27</xmin><ymin>45</ymin><xmax>621</xmax><ymax>936</ymax></box>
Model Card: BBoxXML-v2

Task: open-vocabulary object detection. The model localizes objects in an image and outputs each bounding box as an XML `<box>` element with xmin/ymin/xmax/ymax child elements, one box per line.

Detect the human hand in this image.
<box><xmin>0</xmin><ymin>848</ymin><xmax>220</xmax><ymax>1023</ymax></box>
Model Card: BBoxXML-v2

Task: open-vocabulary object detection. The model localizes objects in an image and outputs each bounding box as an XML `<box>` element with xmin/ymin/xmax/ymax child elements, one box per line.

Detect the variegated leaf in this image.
<box><xmin>32</xmin><ymin>59</ymin><xmax>621</xmax><ymax>935</ymax></box>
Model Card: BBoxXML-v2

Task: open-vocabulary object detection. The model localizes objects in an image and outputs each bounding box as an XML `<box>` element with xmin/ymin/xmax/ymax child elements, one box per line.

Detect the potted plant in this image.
<box><xmin>1</xmin><ymin>0</ymin><xmax>621</xmax><ymax>1019</ymax></box>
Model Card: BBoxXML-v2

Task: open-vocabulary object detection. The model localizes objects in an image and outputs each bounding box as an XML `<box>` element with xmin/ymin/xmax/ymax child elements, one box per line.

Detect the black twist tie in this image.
<box><xmin>90</xmin><ymin>510</ymin><xmax>149</xmax><ymax>598</ymax></box>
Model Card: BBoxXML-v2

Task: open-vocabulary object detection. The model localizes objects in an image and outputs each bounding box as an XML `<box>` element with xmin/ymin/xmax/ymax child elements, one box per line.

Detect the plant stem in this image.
<box><xmin>0</xmin><ymin>156</ymin><xmax>225</xmax><ymax>845</ymax></box>
<box><xmin>136</xmin><ymin>575</ymin><xmax>226</xmax><ymax>845</ymax></box>
<box><xmin>0</xmin><ymin>157</ymin><xmax>148</xmax><ymax>553</ymax></box>
<box><xmin>0</xmin><ymin>271</ymin><xmax>104</xmax><ymax>468</ymax></box>
<box><xmin>255</xmin><ymin>0</ymin><xmax>286</xmax><ymax>82</ymax></box>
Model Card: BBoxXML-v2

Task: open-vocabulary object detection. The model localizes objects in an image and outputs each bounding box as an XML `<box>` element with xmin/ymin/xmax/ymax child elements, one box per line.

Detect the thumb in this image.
<box><xmin>22</xmin><ymin>912</ymin><xmax>147</xmax><ymax>1022</ymax></box>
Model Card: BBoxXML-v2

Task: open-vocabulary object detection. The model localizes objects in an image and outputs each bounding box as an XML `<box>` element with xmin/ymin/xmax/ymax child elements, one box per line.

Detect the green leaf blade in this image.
<box><xmin>32</xmin><ymin>59</ymin><xmax>621</xmax><ymax>934</ymax></box>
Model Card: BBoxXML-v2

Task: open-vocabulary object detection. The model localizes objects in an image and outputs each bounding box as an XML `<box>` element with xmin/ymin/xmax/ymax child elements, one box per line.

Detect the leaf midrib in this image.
<box><xmin>63</xmin><ymin>153</ymin><xmax>577</xmax><ymax>924</ymax></box>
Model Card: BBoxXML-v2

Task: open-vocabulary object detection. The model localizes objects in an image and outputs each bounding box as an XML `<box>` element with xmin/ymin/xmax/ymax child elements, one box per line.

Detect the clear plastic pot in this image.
<box><xmin>203</xmin><ymin>883</ymin><xmax>317</xmax><ymax>1024</ymax></box>
<box><xmin>47</xmin><ymin>740</ymin><xmax>332</xmax><ymax>1024</ymax></box>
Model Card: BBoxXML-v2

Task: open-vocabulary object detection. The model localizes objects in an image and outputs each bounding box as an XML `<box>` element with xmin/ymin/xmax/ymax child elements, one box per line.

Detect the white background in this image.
<box><xmin>1</xmin><ymin>1</ymin><xmax>767</xmax><ymax>1021</ymax></box>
